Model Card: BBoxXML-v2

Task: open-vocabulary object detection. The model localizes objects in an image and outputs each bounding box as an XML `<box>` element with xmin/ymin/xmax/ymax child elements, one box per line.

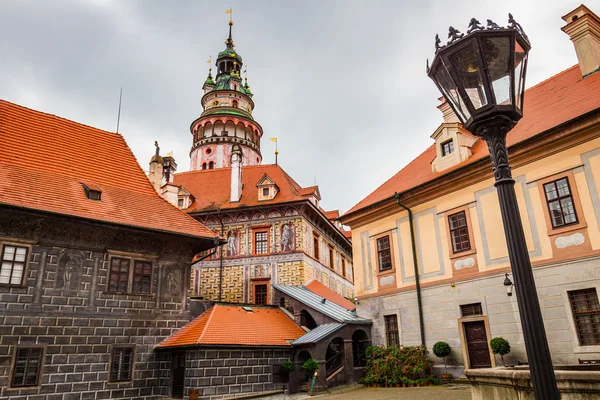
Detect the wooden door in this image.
<box><xmin>464</xmin><ymin>321</ymin><xmax>491</xmax><ymax>368</ymax></box>
<box><xmin>171</xmin><ymin>352</ymin><xmax>186</xmax><ymax>398</ymax></box>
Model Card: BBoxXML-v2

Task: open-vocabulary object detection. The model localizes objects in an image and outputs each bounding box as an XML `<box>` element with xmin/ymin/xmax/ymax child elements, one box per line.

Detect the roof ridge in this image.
<box><xmin>196</xmin><ymin>305</ymin><xmax>217</xmax><ymax>344</ymax></box>
<box><xmin>0</xmin><ymin>99</ymin><xmax>124</xmax><ymax>138</ymax></box>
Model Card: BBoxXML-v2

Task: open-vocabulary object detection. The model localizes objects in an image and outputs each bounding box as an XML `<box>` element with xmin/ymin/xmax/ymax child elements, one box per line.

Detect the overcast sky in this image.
<box><xmin>1</xmin><ymin>0</ymin><xmax>582</xmax><ymax>214</ymax></box>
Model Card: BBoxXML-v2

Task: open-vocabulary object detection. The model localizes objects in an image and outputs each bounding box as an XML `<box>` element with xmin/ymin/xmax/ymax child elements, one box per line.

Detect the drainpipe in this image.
<box><xmin>216</xmin><ymin>210</ymin><xmax>224</xmax><ymax>302</ymax></box>
<box><xmin>394</xmin><ymin>192</ymin><xmax>425</xmax><ymax>346</ymax></box>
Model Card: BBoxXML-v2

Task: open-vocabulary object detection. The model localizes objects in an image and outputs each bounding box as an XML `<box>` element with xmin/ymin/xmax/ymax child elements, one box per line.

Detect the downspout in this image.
<box><xmin>216</xmin><ymin>210</ymin><xmax>224</xmax><ymax>302</ymax></box>
<box><xmin>394</xmin><ymin>192</ymin><xmax>425</xmax><ymax>346</ymax></box>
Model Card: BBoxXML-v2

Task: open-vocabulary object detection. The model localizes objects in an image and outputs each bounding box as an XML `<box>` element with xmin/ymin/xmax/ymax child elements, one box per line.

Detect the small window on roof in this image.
<box><xmin>82</xmin><ymin>184</ymin><xmax>102</xmax><ymax>201</ymax></box>
<box><xmin>242</xmin><ymin>306</ymin><xmax>253</xmax><ymax>312</ymax></box>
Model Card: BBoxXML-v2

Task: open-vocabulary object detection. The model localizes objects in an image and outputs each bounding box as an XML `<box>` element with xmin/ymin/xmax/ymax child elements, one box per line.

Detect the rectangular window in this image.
<box><xmin>177</xmin><ymin>199</ymin><xmax>184</xmax><ymax>207</ymax></box>
<box><xmin>568</xmin><ymin>288</ymin><xmax>600</xmax><ymax>346</ymax></box>
<box><xmin>384</xmin><ymin>315</ymin><xmax>400</xmax><ymax>347</ymax></box>
<box><xmin>110</xmin><ymin>346</ymin><xmax>134</xmax><ymax>382</ymax></box>
<box><xmin>341</xmin><ymin>258</ymin><xmax>346</xmax><ymax>278</ymax></box>
<box><xmin>544</xmin><ymin>178</ymin><xmax>578</xmax><ymax>228</ymax></box>
<box><xmin>109</xmin><ymin>257</ymin><xmax>130</xmax><ymax>293</ymax></box>
<box><xmin>376</xmin><ymin>236</ymin><xmax>392</xmax><ymax>272</ymax></box>
<box><xmin>460</xmin><ymin>302</ymin><xmax>483</xmax><ymax>317</ymax></box>
<box><xmin>329</xmin><ymin>246</ymin><xmax>334</xmax><ymax>269</ymax></box>
<box><xmin>108</xmin><ymin>257</ymin><xmax>153</xmax><ymax>294</ymax></box>
<box><xmin>11</xmin><ymin>347</ymin><xmax>43</xmax><ymax>387</ymax></box>
<box><xmin>132</xmin><ymin>260</ymin><xmax>152</xmax><ymax>294</ymax></box>
<box><xmin>441</xmin><ymin>139</ymin><xmax>454</xmax><ymax>156</ymax></box>
<box><xmin>254</xmin><ymin>231</ymin><xmax>268</xmax><ymax>255</ymax></box>
<box><xmin>313</xmin><ymin>235</ymin><xmax>320</xmax><ymax>260</ymax></box>
<box><xmin>448</xmin><ymin>211</ymin><xmax>471</xmax><ymax>253</ymax></box>
<box><xmin>254</xmin><ymin>284</ymin><xmax>268</xmax><ymax>305</ymax></box>
<box><xmin>263</xmin><ymin>188</ymin><xmax>269</xmax><ymax>196</ymax></box>
<box><xmin>0</xmin><ymin>245</ymin><xmax>28</xmax><ymax>285</ymax></box>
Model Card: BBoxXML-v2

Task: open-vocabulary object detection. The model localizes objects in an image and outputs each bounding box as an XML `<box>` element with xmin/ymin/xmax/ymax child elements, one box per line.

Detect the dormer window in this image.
<box><xmin>178</xmin><ymin>199</ymin><xmax>184</xmax><ymax>207</ymax></box>
<box><xmin>82</xmin><ymin>183</ymin><xmax>102</xmax><ymax>201</ymax></box>
<box><xmin>256</xmin><ymin>174</ymin><xmax>278</xmax><ymax>201</ymax></box>
<box><xmin>441</xmin><ymin>139</ymin><xmax>454</xmax><ymax>156</ymax></box>
<box><xmin>263</xmin><ymin>188</ymin><xmax>269</xmax><ymax>196</ymax></box>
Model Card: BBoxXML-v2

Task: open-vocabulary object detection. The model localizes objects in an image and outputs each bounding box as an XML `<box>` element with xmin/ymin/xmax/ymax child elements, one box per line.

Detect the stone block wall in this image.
<box><xmin>276</xmin><ymin>261</ymin><xmax>304</xmax><ymax>286</ymax></box>
<box><xmin>184</xmin><ymin>347</ymin><xmax>292</xmax><ymax>400</ymax></box>
<box><xmin>197</xmin><ymin>266</ymin><xmax>244</xmax><ymax>303</ymax></box>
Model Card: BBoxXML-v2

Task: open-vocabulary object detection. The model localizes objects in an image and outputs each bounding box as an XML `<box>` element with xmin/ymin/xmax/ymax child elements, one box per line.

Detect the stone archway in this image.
<box><xmin>297</xmin><ymin>350</ymin><xmax>312</xmax><ymax>383</ymax></box>
<box><xmin>325</xmin><ymin>337</ymin><xmax>345</xmax><ymax>378</ymax></box>
<box><xmin>300</xmin><ymin>309</ymin><xmax>318</xmax><ymax>330</ymax></box>
<box><xmin>352</xmin><ymin>329</ymin><xmax>369</xmax><ymax>367</ymax></box>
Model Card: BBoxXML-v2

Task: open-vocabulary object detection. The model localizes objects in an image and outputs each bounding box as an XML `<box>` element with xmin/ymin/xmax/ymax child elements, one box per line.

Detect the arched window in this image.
<box><xmin>202</xmin><ymin>163</ymin><xmax>207</xmax><ymax>170</ymax></box>
<box><xmin>233</xmin><ymin>84</ymin><xmax>237</xmax><ymax>91</ymax></box>
<box><xmin>232</xmin><ymin>100</ymin><xmax>238</xmax><ymax>108</ymax></box>
<box><xmin>300</xmin><ymin>309</ymin><xmax>317</xmax><ymax>330</ymax></box>
<box><xmin>208</xmin><ymin>161</ymin><xmax>214</xmax><ymax>169</ymax></box>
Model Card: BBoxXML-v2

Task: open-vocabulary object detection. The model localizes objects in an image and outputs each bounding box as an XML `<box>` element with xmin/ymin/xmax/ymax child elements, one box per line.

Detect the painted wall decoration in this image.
<box><xmin>227</xmin><ymin>229</ymin><xmax>240</xmax><ymax>257</ymax></box>
<box><xmin>165</xmin><ymin>267</ymin><xmax>181</xmax><ymax>297</ymax></box>
<box><xmin>56</xmin><ymin>252</ymin><xmax>82</xmax><ymax>290</ymax></box>
<box><xmin>253</xmin><ymin>264</ymin><xmax>270</xmax><ymax>278</ymax></box>
<box><xmin>281</xmin><ymin>223</ymin><xmax>296</xmax><ymax>252</ymax></box>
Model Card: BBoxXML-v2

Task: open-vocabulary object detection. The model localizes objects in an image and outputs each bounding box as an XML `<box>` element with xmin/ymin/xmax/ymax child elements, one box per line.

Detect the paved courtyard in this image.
<box><xmin>318</xmin><ymin>385</ymin><xmax>472</xmax><ymax>400</ymax></box>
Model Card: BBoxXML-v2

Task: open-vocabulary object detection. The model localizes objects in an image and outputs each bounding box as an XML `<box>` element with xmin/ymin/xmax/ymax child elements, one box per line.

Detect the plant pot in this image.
<box><xmin>441</xmin><ymin>374</ymin><xmax>453</xmax><ymax>383</ymax></box>
<box><xmin>402</xmin><ymin>383</ymin><xmax>407</xmax><ymax>387</ymax></box>
<box><xmin>189</xmin><ymin>389</ymin><xmax>200</xmax><ymax>400</ymax></box>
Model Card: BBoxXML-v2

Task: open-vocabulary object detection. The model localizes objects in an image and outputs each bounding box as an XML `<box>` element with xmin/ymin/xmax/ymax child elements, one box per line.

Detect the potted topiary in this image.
<box><xmin>432</xmin><ymin>341</ymin><xmax>452</xmax><ymax>383</ymax></box>
<box><xmin>490</xmin><ymin>337</ymin><xmax>511</xmax><ymax>366</ymax></box>
<box><xmin>301</xmin><ymin>359</ymin><xmax>319</xmax><ymax>390</ymax></box>
<box><xmin>281</xmin><ymin>360</ymin><xmax>294</xmax><ymax>382</ymax></box>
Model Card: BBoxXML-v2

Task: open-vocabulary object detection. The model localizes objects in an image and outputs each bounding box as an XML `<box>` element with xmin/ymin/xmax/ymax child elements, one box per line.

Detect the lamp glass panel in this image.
<box><xmin>433</xmin><ymin>61</ymin><xmax>470</xmax><ymax>122</ymax></box>
<box><xmin>514</xmin><ymin>40</ymin><xmax>527</xmax><ymax>110</ymax></box>
<box><xmin>448</xmin><ymin>42</ymin><xmax>488</xmax><ymax>110</ymax></box>
<box><xmin>483</xmin><ymin>36</ymin><xmax>511</xmax><ymax>105</ymax></box>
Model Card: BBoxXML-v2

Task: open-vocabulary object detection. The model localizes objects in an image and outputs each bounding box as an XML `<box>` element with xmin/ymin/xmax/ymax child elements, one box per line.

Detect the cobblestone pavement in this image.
<box><xmin>315</xmin><ymin>384</ymin><xmax>472</xmax><ymax>400</ymax></box>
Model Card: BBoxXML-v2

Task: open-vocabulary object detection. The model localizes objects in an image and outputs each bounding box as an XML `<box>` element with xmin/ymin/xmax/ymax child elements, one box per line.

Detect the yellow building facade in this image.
<box><xmin>341</xmin><ymin>5</ymin><xmax>600</xmax><ymax>375</ymax></box>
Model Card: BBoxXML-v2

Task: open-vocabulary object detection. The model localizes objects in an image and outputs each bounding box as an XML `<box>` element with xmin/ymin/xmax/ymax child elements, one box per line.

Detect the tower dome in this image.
<box><xmin>189</xmin><ymin>20</ymin><xmax>263</xmax><ymax>171</ymax></box>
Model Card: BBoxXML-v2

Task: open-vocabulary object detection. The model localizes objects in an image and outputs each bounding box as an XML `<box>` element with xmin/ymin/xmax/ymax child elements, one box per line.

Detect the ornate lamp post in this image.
<box><xmin>427</xmin><ymin>15</ymin><xmax>560</xmax><ymax>399</ymax></box>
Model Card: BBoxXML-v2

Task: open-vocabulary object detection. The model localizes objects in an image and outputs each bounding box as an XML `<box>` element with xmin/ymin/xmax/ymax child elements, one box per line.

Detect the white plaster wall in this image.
<box><xmin>357</xmin><ymin>256</ymin><xmax>600</xmax><ymax>368</ymax></box>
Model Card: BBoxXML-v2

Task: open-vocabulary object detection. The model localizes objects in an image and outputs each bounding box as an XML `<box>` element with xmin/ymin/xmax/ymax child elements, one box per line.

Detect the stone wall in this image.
<box><xmin>357</xmin><ymin>256</ymin><xmax>600</xmax><ymax>374</ymax></box>
<box><xmin>0</xmin><ymin>209</ymin><xmax>202</xmax><ymax>400</ymax></box>
<box><xmin>184</xmin><ymin>347</ymin><xmax>292</xmax><ymax>400</ymax></box>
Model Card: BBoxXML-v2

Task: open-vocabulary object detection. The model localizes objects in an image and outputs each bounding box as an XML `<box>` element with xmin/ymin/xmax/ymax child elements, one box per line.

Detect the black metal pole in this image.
<box><xmin>476</xmin><ymin>116</ymin><xmax>560</xmax><ymax>399</ymax></box>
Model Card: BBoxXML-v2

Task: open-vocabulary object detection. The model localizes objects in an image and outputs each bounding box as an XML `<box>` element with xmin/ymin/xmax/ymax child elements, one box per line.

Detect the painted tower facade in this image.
<box><xmin>189</xmin><ymin>21</ymin><xmax>263</xmax><ymax>170</ymax></box>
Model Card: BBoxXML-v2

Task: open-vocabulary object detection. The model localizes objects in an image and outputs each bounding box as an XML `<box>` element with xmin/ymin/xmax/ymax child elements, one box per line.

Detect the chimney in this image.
<box><xmin>149</xmin><ymin>141</ymin><xmax>164</xmax><ymax>193</ymax></box>
<box><xmin>437</xmin><ymin>97</ymin><xmax>460</xmax><ymax>123</ymax></box>
<box><xmin>562</xmin><ymin>5</ymin><xmax>600</xmax><ymax>78</ymax></box>
<box><xmin>230</xmin><ymin>144</ymin><xmax>243</xmax><ymax>202</ymax></box>
<box><xmin>162</xmin><ymin>152</ymin><xmax>177</xmax><ymax>185</ymax></box>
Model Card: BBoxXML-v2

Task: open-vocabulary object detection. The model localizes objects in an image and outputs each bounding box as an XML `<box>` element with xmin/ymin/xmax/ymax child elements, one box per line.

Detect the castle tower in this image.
<box><xmin>189</xmin><ymin>20</ymin><xmax>263</xmax><ymax>170</ymax></box>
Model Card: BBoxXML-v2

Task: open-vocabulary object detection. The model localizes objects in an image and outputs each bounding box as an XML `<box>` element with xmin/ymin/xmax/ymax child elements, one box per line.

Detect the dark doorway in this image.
<box><xmin>297</xmin><ymin>350</ymin><xmax>312</xmax><ymax>383</ymax></box>
<box><xmin>464</xmin><ymin>321</ymin><xmax>491</xmax><ymax>368</ymax></box>
<box><xmin>352</xmin><ymin>329</ymin><xmax>369</xmax><ymax>367</ymax></box>
<box><xmin>171</xmin><ymin>352</ymin><xmax>186</xmax><ymax>398</ymax></box>
<box><xmin>300</xmin><ymin>310</ymin><xmax>318</xmax><ymax>330</ymax></box>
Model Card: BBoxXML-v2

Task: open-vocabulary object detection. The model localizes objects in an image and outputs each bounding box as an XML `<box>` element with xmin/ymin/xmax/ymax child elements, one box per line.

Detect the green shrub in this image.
<box><xmin>363</xmin><ymin>345</ymin><xmax>436</xmax><ymax>386</ymax></box>
<box><xmin>490</xmin><ymin>337</ymin><xmax>511</xmax><ymax>365</ymax></box>
<box><xmin>281</xmin><ymin>360</ymin><xmax>295</xmax><ymax>373</ymax></box>
<box><xmin>301</xmin><ymin>359</ymin><xmax>320</xmax><ymax>374</ymax></box>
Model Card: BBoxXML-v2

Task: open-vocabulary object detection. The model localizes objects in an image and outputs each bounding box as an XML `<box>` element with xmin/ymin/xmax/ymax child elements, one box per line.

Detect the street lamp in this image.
<box><xmin>427</xmin><ymin>14</ymin><xmax>560</xmax><ymax>399</ymax></box>
<box><xmin>503</xmin><ymin>273</ymin><xmax>514</xmax><ymax>297</ymax></box>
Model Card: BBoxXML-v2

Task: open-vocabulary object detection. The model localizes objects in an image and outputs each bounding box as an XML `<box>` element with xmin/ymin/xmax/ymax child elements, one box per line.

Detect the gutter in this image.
<box><xmin>394</xmin><ymin>193</ymin><xmax>425</xmax><ymax>346</ymax></box>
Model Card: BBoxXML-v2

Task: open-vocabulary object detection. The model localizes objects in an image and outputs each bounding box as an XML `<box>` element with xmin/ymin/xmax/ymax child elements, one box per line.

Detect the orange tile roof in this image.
<box><xmin>344</xmin><ymin>65</ymin><xmax>600</xmax><ymax>216</ymax></box>
<box><xmin>157</xmin><ymin>304</ymin><xmax>305</xmax><ymax>348</ymax></box>
<box><xmin>173</xmin><ymin>164</ymin><xmax>314</xmax><ymax>213</ymax></box>
<box><xmin>342</xmin><ymin>230</ymin><xmax>352</xmax><ymax>240</ymax></box>
<box><xmin>305</xmin><ymin>280</ymin><xmax>355</xmax><ymax>311</ymax></box>
<box><xmin>323</xmin><ymin>210</ymin><xmax>340</xmax><ymax>220</ymax></box>
<box><xmin>0</xmin><ymin>100</ymin><xmax>217</xmax><ymax>239</ymax></box>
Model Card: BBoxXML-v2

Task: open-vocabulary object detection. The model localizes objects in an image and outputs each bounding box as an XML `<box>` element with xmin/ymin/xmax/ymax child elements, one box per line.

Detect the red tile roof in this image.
<box><xmin>306</xmin><ymin>280</ymin><xmax>355</xmax><ymax>311</ymax></box>
<box><xmin>344</xmin><ymin>65</ymin><xmax>600</xmax><ymax>216</ymax></box>
<box><xmin>0</xmin><ymin>100</ymin><xmax>217</xmax><ymax>239</ymax></box>
<box><xmin>323</xmin><ymin>210</ymin><xmax>340</xmax><ymax>220</ymax></box>
<box><xmin>157</xmin><ymin>304</ymin><xmax>305</xmax><ymax>348</ymax></box>
<box><xmin>173</xmin><ymin>164</ymin><xmax>314</xmax><ymax>213</ymax></box>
